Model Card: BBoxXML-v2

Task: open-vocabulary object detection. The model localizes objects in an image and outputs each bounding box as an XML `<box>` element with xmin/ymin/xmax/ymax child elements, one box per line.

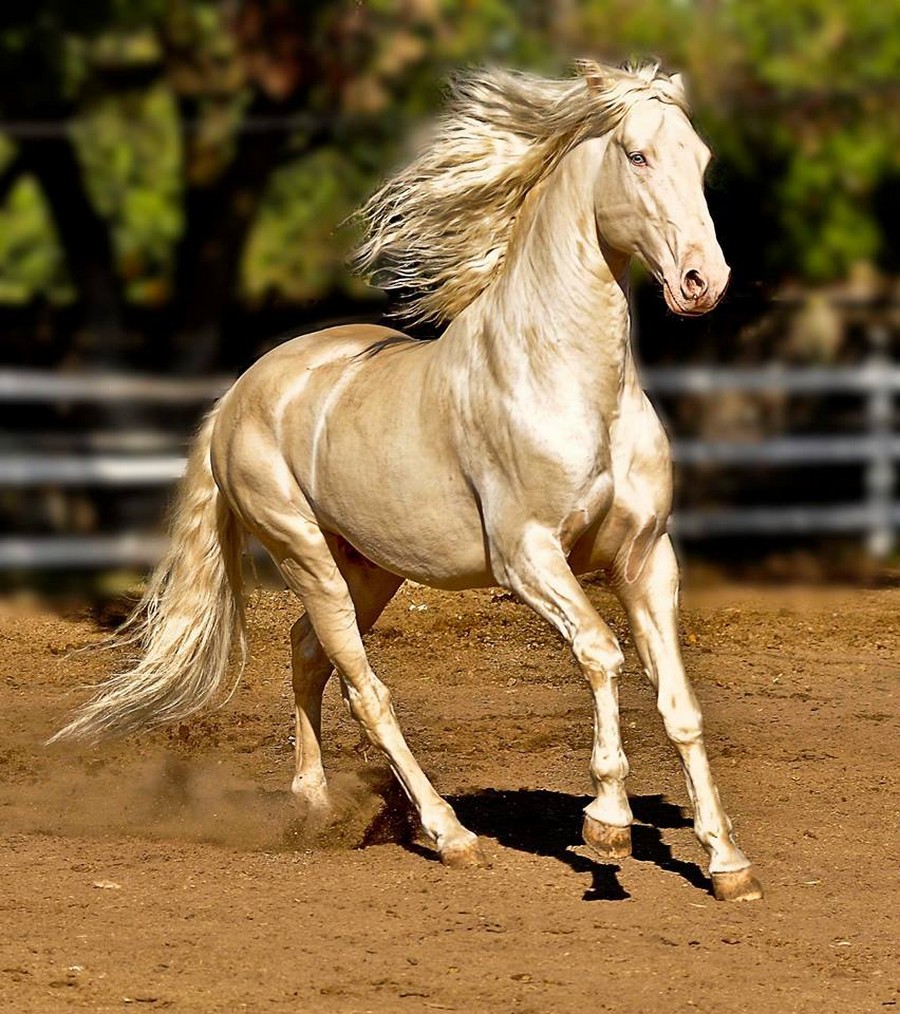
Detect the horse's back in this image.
<box><xmin>236</xmin><ymin>324</ymin><xmax>407</xmax><ymax>390</ymax></box>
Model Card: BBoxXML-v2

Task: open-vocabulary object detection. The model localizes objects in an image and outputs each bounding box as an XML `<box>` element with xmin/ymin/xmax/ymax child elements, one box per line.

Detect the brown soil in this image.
<box><xmin>1</xmin><ymin>579</ymin><xmax>897</xmax><ymax>1013</ymax></box>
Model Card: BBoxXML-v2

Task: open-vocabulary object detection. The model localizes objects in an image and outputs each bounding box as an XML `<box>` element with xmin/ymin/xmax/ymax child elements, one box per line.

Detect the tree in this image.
<box><xmin>0</xmin><ymin>0</ymin><xmax>896</xmax><ymax>374</ymax></box>
<box><xmin>0</xmin><ymin>1</ymin><xmax>457</xmax><ymax>369</ymax></box>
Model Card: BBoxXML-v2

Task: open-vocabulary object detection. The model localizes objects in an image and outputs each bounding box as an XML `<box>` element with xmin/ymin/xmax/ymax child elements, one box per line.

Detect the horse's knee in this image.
<box><xmin>573</xmin><ymin>626</ymin><xmax>624</xmax><ymax>685</ymax></box>
<box><xmin>344</xmin><ymin>673</ymin><xmax>394</xmax><ymax>738</ymax></box>
<box><xmin>657</xmin><ymin>689</ymin><xmax>703</xmax><ymax>744</ymax></box>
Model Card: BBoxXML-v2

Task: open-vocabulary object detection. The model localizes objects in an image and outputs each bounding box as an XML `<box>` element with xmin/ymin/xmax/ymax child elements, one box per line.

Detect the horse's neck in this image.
<box><xmin>456</xmin><ymin>141</ymin><xmax>633</xmax><ymax>411</ymax></box>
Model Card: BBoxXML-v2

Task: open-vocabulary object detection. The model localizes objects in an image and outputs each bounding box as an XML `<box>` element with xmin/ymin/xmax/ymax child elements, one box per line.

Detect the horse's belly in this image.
<box><xmin>339</xmin><ymin>521</ymin><xmax>494</xmax><ymax>590</ymax></box>
<box><xmin>314</xmin><ymin>472</ymin><xmax>494</xmax><ymax>590</ymax></box>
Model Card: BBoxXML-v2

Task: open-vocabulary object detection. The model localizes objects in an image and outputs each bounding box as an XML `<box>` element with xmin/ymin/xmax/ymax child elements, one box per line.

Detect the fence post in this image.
<box><xmin>866</xmin><ymin>325</ymin><xmax>895</xmax><ymax>559</ymax></box>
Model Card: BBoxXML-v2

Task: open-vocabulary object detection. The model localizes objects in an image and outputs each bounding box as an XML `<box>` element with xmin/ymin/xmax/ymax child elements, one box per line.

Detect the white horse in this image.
<box><xmin>53</xmin><ymin>62</ymin><xmax>762</xmax><ymax>901</ymax></box>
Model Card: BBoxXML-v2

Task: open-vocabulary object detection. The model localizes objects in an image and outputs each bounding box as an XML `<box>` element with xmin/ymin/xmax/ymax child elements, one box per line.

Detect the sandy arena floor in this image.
<box><xmin>0</xmin><ymin>578</ymin><xmax>897</xmax><ymax>1012</ymax></box>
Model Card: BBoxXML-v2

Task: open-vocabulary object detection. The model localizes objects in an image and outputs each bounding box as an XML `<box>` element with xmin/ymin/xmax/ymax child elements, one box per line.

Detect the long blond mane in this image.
<box><xmin>353</xmin><ymin>61</ymin><xmax>688</xmax><ymax>324</ymax></box>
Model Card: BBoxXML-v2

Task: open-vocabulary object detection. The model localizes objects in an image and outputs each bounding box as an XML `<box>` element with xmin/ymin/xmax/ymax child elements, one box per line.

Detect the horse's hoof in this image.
<box><xmin>439</xmin><ymin>836</ymin><xmax>490</xmax><ymax>869</ymax></box>
<box><xmin>711</xmin><ymin>868</ymin><xmax>764</xmax><ymax>902</ymax></box>
<box><xmin>582</xmin><ymin>815</ymin><xmax>632</xmax><ymax>860</ymax></box>
<box><xmin>291</xmin><ymin>773</ymin><xmax>331</xmax><ymax>810</ymax></box>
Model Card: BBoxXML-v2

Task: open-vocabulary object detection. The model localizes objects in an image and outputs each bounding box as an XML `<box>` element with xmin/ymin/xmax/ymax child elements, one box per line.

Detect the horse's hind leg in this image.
<box><xmin>290</xmin><ymin>537</ymin><xmax>402</xmax><ymax>810</ymax></box>
<box><xmin>289</xmin><ymin>618</ymin><xmax>331</xmax><ymax>808</ymax></box>
<box><xmin>268</xmin><ymin>516</ymin><xmax>486</xmax><ymax>868</ymax></box>
<box><xmin>612</xmin><ymin>534</ymin><xmax>762</xmax><ymax>902</ymax></box>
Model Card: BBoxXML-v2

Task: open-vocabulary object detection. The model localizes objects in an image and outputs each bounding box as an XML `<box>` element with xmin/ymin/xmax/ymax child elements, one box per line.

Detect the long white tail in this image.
<box><xmin>49</xmin><ymin>407</ymin><xmax>247</xmax><ymax>744</ymax></box>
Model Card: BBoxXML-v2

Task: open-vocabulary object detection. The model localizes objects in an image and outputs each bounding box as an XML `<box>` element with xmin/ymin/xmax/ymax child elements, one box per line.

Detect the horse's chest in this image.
<box><xmin>567</xmin><ymin>397</ymin><xmax>673</xmax><ymax>574</ymax></box>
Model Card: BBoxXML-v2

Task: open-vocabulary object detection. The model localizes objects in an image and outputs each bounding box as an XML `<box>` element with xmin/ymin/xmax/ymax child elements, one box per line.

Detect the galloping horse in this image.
<box><xmin>53</xmin><ymin>62</ymin><xmax>762</xmax><ymax>901</ymax></box>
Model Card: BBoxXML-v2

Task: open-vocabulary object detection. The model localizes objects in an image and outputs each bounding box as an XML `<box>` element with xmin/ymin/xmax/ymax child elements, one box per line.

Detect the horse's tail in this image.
<box><xmin>49</xmin><ymin>405</ymin><xmax>247</xmax><ymax>745</ymax></box>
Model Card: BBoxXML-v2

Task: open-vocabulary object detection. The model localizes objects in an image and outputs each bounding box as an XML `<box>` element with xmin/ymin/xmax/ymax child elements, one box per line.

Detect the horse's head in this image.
<box><xmin>590</xmin><ymin>71</ymin><xmax>729</xmax><ymax>316</ymax></box>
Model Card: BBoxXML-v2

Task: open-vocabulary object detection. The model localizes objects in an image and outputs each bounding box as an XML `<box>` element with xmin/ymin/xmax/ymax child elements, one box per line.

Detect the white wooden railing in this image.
<box><xmin>0</xmin><ymin>348</ymin><xmax>896</xmax><ymax>567</ymax></box>
<box><xmin>645</xmin><ymin>333</ymin><xmax>898</xmax><ymax>558</ymax></box>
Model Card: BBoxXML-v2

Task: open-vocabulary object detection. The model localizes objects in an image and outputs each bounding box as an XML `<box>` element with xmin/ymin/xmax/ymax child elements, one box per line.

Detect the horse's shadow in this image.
<box><xmin>431</xmin><ymin>788</ymin><xmax>711</xmax><ymax>900</ymax></box>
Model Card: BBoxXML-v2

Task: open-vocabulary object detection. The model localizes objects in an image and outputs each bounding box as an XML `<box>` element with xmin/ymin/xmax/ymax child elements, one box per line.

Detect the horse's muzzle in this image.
<box><xmin>664</xmin><ymin>264</ymin><xmax>730</xmax><ymax>316</ymax></box>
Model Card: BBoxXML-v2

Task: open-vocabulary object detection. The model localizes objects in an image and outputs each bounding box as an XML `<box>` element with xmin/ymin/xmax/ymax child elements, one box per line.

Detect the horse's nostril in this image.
<box><xmin>682</xmin><ymin>269</ymin><xmax>708</xmax><ymax>300</ymax></box>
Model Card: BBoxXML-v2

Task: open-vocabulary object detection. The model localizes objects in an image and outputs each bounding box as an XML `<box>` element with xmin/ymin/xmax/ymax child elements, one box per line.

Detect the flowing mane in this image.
<box><xmin>353</xmin><ymin>61</ymin><xmax>688</xmax><ymax>324</ymax></box>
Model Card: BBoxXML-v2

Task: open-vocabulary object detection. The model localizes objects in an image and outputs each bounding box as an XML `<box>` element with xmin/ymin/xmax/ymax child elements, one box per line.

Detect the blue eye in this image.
<box><xmin>628</xmin><ymin>151</ymin><xmax>647</xmax><ymax>166</ymax></box>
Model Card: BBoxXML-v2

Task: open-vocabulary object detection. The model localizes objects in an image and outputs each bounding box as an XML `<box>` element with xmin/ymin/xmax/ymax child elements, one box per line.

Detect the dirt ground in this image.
<box><xmin>0</xmin><ymin>576</ymin><xmax>897</xmax><ymax>1013</ymax></box>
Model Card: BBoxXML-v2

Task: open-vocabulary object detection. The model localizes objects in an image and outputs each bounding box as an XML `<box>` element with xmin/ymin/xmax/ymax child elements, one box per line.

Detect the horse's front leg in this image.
<box><xmin>490</xmin><ymin>524</ymin><xmax>634</xmax><ymax>859</ymax></box>
<box><xmin>613</xmin><ymin>534</ymin><xmax>763</xmax><ymax>901</ymax></box>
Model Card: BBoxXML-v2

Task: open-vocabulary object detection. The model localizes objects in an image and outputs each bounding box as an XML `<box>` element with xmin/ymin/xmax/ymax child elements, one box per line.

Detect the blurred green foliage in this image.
<box><xmin>0</xmin><ymin>0</ymin><xmax>896</xmax><ymax>315</ymax></box>
<box><xmin>73</xmin><ymin>85</ymin><xmax>183</xmax><ymax>303</ymax></box>
<box><xmin>242</xmin><ymin>148</ymin><xmax>371</xmax><ymax>304</ymax></box>
<box><xmin>0</xmin><ymin>177</ymin><xmax>71</xmax><ymax>304</ymax></box>
<box><xmin>0</xmin><ymin>139</ymin><xmax>71</xmax><ymax>303</ymax></box>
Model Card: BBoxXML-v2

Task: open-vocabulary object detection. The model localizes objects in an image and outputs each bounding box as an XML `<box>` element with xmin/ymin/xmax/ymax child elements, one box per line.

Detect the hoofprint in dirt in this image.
<box><xmin>0</xmin><ymin>580</ymin><xmax>897</xmax><ymax>1013</ymax></box>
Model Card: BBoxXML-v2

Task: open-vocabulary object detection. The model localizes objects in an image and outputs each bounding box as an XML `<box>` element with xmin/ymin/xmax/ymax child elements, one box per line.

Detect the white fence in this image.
<box><xmin>644</xmin><ymin>344</ymin><xmax>899</xmax><ymax>558</ymax></box>
<box><xmin>0</xmin><ymin>354</ymin><xmax>897</xmax><ymax>568</ymax></box>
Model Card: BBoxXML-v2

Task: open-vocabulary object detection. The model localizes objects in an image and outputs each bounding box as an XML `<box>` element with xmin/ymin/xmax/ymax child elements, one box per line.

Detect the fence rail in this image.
<box><xmin>641</xmin><ymin>364</ymin><xmax>900</xmax><ymax>393</ymax></box>
<box><xmin>0</xmin><ymin>453</ymin><xmax>187</xmax><ymax>486</ymax></box>
<box><xmin>0</xmin><ymin>355</ymin><xmax>895</xmax><ymax>568</ymax></box>
<box><xmin>0</xmin><ymin>369</ymin><xmax>231</xmax><ymax>403</ymax></box>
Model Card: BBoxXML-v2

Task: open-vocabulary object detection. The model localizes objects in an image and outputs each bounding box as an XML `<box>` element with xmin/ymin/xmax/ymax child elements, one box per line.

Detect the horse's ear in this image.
<box><xmin>579</xmin><ymin>59</ymin><xmax>609</xmax><ymax>96</ymax></box>
<box><xmin>669</xmin><ymin>72</ymin><xmax>687</xmax><ymax>101</ymax></box>
<box><xmin>586</xmin><ymin>72</ymin><xmax>609</xmax><ymax>96</ymax></box>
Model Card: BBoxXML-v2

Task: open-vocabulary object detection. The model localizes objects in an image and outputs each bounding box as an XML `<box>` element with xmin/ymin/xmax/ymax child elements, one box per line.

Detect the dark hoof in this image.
<box><xmin>582</xmin><ymin>815</ymin><xmax>632</xmax><ymax>860</ymax></box>
<box><xmin>440</xmin><ymin>836</ymin><xmax>490</xmax><ymax>869</ymax></box>
<box><xmin>711</xmin><ymin>868</ymin><xmax>764</xmax><ymax>902</ymax></box>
